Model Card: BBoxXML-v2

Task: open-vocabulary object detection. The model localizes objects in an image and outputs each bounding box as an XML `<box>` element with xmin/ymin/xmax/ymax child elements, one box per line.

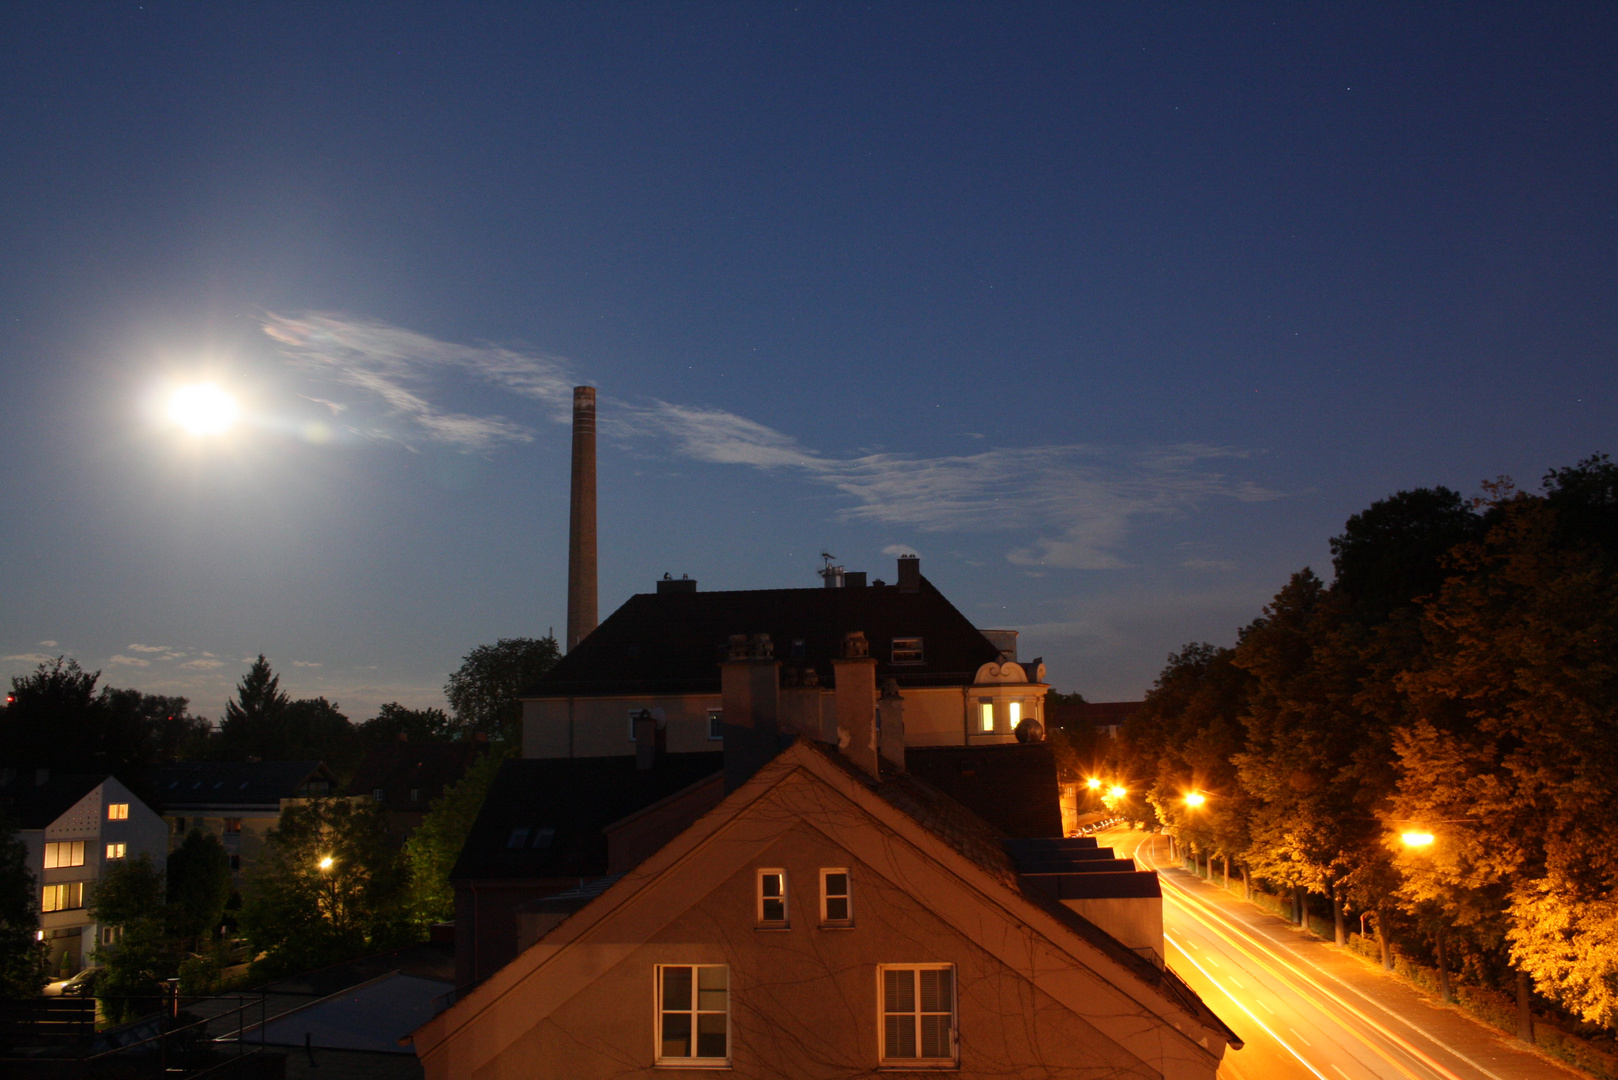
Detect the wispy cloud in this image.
<box><xmin>108</xmin><ymin>654</ymin><xmax>151</xmax><ymax>667</ymax></box>
<box><xmin>292</xmin><ymin>661</ymin><xmax>323</xmax><ymax>668</ymax></box>
<box><xmin>5</xmin><ymin>652</ymin><xmax>54</xmax><ymax>665</ymax></box>
<box><xmin>37</xmin><ymin>640</ymin><xmax>58</xmax><ymax>648</ymax></box>
<box><xmin>261</xmin><ymin>312</ymin><xmax>1282</xmax><ymax>570</ymax></box>
<box><xmin>180</xmin><ymin>658</ymin><xmax>225</xmax><ymax>670</ymax></box>
<box><xmin>127</xmin><ymin>643</ymin><xmax>169</xmax><ymax>653</ymax></box>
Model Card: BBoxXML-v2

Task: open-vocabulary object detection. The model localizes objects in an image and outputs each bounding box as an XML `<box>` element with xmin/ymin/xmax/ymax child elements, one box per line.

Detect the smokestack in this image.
<box><xmin>567</xmin><ymin>386</ymin><xmax>598</xmax><ymax>653</ymax></box>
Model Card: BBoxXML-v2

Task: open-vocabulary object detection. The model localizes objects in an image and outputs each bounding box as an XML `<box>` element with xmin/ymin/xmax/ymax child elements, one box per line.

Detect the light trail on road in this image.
<box><xmin>1109</xmin><ymin>830</ymin><xmax>1550</xmax><ymax>1080</ymax></box>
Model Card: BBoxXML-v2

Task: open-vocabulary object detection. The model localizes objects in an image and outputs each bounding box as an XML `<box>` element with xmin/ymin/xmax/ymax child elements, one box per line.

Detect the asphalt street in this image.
<box><xmin>1102</xmin><ymin>829</ymin><xmax>1584</xmax><ymax>1080</ymax></box>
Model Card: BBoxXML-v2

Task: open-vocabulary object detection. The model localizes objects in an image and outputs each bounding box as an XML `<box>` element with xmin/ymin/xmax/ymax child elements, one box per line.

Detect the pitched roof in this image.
<box><xmin>524</xmin><ymin>576</ymin><xmax>1002</xmax><ymax>698</ymax></box>
<box><xmin>905</xmin><ymin>744</ymin><xmax>1064</xmax><ymax>838</ymax></box>
<box><xmin>414</xmin><ymin>738</ymin><xmax>1239</xmax><ymax>1070</ymax></box>
<box><xmin>141</xmin><ymin>760</ymin><xmax>335</xmax><ymax>810</ymax></box>
<box><xmin>345</xmin><ymin>739</ymin><xmax>490</xmax><ymax>809</ymax></box>
<box><xmin>0</xmin><ymin>773</ymin><xmax>107</xmax><ymax>830</ymax></box>
<box><xmin>449</xmin><ymin>752</ymin><xmax>724</xmax><ymax>882</ymax></box>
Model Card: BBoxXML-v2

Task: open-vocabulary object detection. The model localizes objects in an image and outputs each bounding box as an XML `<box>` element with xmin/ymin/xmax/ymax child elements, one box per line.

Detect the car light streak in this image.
<box><xmin>1135</xmin><ymin>835</ymin><xmax>1505</xmax><ymax>1080</ymax></box>
<box><xmin>1166</xmin><ymin>931</ymin><xmax>1333</xmax><ymax>1080</ymax></box>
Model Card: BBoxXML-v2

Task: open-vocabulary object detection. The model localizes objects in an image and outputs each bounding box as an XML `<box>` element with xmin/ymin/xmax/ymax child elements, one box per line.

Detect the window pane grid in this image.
<box><xmin>821</xmin><ymin>869</ymin><xmax>851</xmax><ymax>924</ymax></box>
<box><xmin>880</xmin><ymin>966</ymin><xmax>955</xmax><ymax>1064</ymax></box>
<box><xmin>758</xmin><ymin>870</ymin><xmax>786</xmax><ymax>925</ymax></box>
<box><xmin>658</xmin><ymin>965</ymin><xmax>727</xmax><ymax>1063</ymax></box>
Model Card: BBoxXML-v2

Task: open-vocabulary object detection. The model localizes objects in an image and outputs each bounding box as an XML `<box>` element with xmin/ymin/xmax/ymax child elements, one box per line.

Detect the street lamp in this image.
<box><xmin>318</xmin><ymin>856</ymin><xmax>334</xmax><ymax>871</ymax></box>
<box><xmin>1184</xmin><ymin>792</ymin><xmax>1207</xmax><ymax>808</ymax></box>
<box><xmin>1107</xmin><ymin>786</ymin><xmax>1127</xmax><ymax>800</ymax></box>
<box><xmin>1400</xmin><ymin>831</ymin><xmax>1434</xmax><ymax>848</ymax></box>
<box><xmin>1086</xmin><ymin>778</ymin><xmax>1102</xmax><ymax>790</ymax></box>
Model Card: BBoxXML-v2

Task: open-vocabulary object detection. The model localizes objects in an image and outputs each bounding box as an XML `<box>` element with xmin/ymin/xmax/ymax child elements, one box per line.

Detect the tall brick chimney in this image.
<box><xmin>567</xmin><ymin>386</ymin><xmax>598</xmax><ymax>653</ymax></box>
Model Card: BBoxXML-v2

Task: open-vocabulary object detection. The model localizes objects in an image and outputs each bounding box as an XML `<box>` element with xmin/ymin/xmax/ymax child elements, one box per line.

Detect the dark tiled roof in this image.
<box><xmin>905</xmin><ymin>745</ymin><xmax>1064</xmax><ymax>838</ymax></box>
<box><xmin>450</xmin><ymin>753</ymin><xmax>724</xmax><ymax>882</ymax></box>
<box><xmin>345</xmin><ymin>740</ymin><xmax>490</xmax><ymax>810</ymax></box>
<box><xmin>525</xmin><ymin>577</ymin><xmax>1002</xmax><ymax>698</ymax></box>
<box><xmin>0</xmin><ymin>773</ymin><xmax>108</xmax><ymax>830</ymax></box>
<box><xmin>141</xmin><ymin>761</ymin><xmax>335</xmax><ymax>810</ymax></box>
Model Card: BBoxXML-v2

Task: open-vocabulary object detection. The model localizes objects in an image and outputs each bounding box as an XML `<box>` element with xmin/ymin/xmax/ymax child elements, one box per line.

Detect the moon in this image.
<box><xmin>167</xmin><ymin>383</ymin><xmax>240</xmax><ymax>435</ymax></box>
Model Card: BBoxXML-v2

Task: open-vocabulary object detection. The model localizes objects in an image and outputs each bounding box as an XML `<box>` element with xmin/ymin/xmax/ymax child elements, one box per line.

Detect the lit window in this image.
<box><xmin>44</xmin><ymin>841</ymin><xmax>85</xmax><ymax>869</ymax></box>
<box><xmin>880</xmin><ymin>965</ymin><xmax>956</xmax><ymax>1065</ymax></box>
<box><xmin>223</xmin><ymin>818</ymin><xmax>242</xmax><ymax>834</ymax></box>
<box><xmin>1009</xmin><ymin>701</ymin><xmax>1021</xmax><ymax>728</ymax></box>
<box><xmin>821</xmin><ymin>869</ymin><xmax>852</xmax><ymax>926</ymax></box>
<box><xmin>757</xmin><ymin>869</ymin><xmax>788</xmax><ymax>927</ymax></box>
<box><xmin>707</xmin><ymin>708</ymin><xmax>723</xmax><ymax>740</ymax></box>
<box><xmin>891</xmin><ymin>637</ymin><xmax>924</xmax><ymax>664</ymax></box>
<box><xmin>107</xmin><ymin>803</ymin><xmax>129</xmax><ymax>821</ymax></box>
<box><xmin>657</xmin><ymin>965</ymin><xmax>728</xmax><ymax>1064</ymax></box>
<box><xmin>105</xmin><ymin>843</ymin><xmax>126</xmax><ymax>860</ymax></box>
<box><xmin>978</xmin><ymin>700</ymin><xmax>994</xmax><ymax>733</ymax></box>
<box><xmin>42</xmin><ymin>882</ymin><xmax>84</xmax><ymax>913</ymax></box>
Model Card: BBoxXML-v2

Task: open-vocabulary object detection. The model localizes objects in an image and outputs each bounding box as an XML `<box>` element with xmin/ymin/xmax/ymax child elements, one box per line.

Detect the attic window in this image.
<box><xmin>790</xmin><ymin>638</ymin><xmax>806</xmax><ymax>659</ymax></box>
<box><xmin>507</xmin><ymin>828</ymin><xmax>529</xmax><ymax>849</ymax></box>
<box><xmin>531</xmin><ymin>827</ymin><xmax>556</xmax><ymax>849</ymax></box>
<box><xmin>891</xmin><ymin>637</ymin><xmax>924</xmax><ymax>665</ymax></box>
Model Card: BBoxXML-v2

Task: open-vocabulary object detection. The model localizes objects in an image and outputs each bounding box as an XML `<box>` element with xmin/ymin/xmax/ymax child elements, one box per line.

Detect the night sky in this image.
<box><xmin>2</xmin><ymin>4</ymin><xmax>1612</xmax><ymax>719</ymax></box>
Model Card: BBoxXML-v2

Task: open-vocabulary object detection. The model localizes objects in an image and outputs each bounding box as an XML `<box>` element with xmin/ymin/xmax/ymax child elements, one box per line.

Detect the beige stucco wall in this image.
<box><xmin>522</xmin><ymin>694</ymin><xmax>724</xmax><ymax>759</ymax></box>
<box><xmin>446</xmin><ymin>820</ymin><xmax>1168</xmax><ymax>1079</ymax></box>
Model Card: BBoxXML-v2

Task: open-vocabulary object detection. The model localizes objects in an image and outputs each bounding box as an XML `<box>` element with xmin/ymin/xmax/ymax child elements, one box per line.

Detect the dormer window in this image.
<box><xmin>891</xmin><ymin>637</ymin><xmax>924</xmax><ymax>665</ymax></box>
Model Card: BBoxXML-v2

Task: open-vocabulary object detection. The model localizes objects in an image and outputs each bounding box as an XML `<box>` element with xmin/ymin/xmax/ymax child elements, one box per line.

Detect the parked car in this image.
<box><xmin>60</xmin><ymin>967</ymin><xmax>101</xmax><ymax>996</ymax></box>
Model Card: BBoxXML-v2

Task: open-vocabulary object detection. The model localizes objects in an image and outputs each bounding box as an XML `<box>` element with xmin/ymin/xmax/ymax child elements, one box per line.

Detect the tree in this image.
<box><xmin>166</xmin><ymin>831</ymin><xmax>232</xmax><ymax>947</ymax></box>
<box><xmin>0</xmin><ymin>815</ymin><xmax>45</xmax><ymax>999</ymax></box>
<box><xmin>1330</xmin><ymin>486</ymin><xmax>1482</xmax><ymax>624</ymax></box>
<box><xmin>357</xmin><ymin>702</ymin><xmax>456</xmax><ymax>743</ymax></box>
<box><xmin>404</xmin><ymin>746</ymin><xmax>510</xmax><ymax>926</ymax></box>
<box><xmin>217</xmin><ymin>655</ymin><xmax>290</xmax><ymax>759</ymax></box>
<box><xmin>240</xmin><ymin>798</ymin><xmax>411</xmax><ymax>978</ymax></box>
<box><xmin>89</xmin><ymin>855</ymin><xmax>170</xmax><ymax>1023</ymax></box>
<box><xmin>6</xmin><ymin>658</ymin><xmax>143</xmax><ymax>773</ymax></box>
<box><xmin>444</xmin><ymin>636</ymin><xmax>560</xmax><ymax>743</ymax></box>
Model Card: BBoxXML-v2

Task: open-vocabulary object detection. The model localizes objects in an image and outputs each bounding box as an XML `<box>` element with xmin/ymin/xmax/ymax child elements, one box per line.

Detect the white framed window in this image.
<box><xmin>44</xmin><ymin>841</ymin><xmax>85</xmax><ymax>869</ymax></box>
<box><xmin>978</xmin><ymin>700</ymin><xmax>994</xmax><ymax>733</ymax></box>
<box><xmin>1009</xmin><ymin>701</ymin><xmax>1022</xmax><ymax>729</ymax></box>
<box><xmin>107</xmin><ymin>803</ymin><xmax>129</xmax><ymax>821</ymax></box>
<box><xmin>101</xmin><ymin>925</ymin><xmax>122</xmax><ymax>946</ymax></box>
<box><xmin>891</xmin><ymin>637</ymin><xmax>924</xmax><ymax>664</ymax></box>
<box><xmin>42</xmin><ymin>882</ymin><xmax>84</xmax><ymax>913</ymax></box>
<box><xmin>224</xmin><ymin>817</ymin><xmax>242</xmax><ymax>834</ymax></box>
<box><xmin>373</xmin><ymin>788</ymin><xmax>384</xmax><ymax>801</ymax></box>
<box><xmin>656</xmin><ymin>964</ymin><xmax>728</xmax><ymax>1065</ymax></box>
<box><xmin>757</xmin><ymin>869</ymin><xmax>787</xmax><ymax>927</ymax></box>
<box><xmin>879</xmin><ymin>964</ymin><xmax>957</xmax><ymax>1066</ymax></box>
<box><xmin>105</xmin><ymin>843</ymin><xmax>126</xmax><ymax>860</ymax></box>
<box><xmin>820</xmin><ymin>868</ymin><xmax>852</xmax><ymax>926</ymax></box>
<box><xmin>707</xmin><ymin>708</ymin><xmax>723</xmax><ymax>740</ymax></box>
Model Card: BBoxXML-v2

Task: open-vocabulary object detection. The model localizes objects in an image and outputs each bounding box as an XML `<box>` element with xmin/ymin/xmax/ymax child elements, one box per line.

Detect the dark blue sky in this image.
<box><xmin>3</xmin><ymin>3</ymin><xmax>1613</xmax><ymax>716</ymax></box>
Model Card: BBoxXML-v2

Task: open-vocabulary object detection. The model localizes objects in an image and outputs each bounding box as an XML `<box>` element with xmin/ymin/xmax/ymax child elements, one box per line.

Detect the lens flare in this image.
<box><xmin>167</xmin><ymin>384</ymin><xmax>239</xmax><ymax>435</ymax></box>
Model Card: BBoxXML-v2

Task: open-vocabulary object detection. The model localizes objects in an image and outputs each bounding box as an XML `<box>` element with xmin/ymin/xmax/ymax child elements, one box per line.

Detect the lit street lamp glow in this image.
<box><xmin>1401</xmin><ymin>831</ymin><xmax>1435</xmax><ymax>848</ymax></box>
<box><xmin>318</xmin><ymin>856</ymin><xmax>334</xmax><ymax>870</ymax></box>
<box><xmin>1086</xmin><ymin>778</ymin><xmax>1102</xmax><ymax>790</ymax></box>
<box><xmin>1184</xmin><ymin>792</ymin><xmax>1207</xmax><ymax>808</ymax></box>
<box><xmin>1108</xmin><ymin>786</ymin><xmax>1128</xmax><ymax>800</ymax></box>
<box><xmin>166</xmin><ymin>383</ymin><xmax>240</xmax><ymax>435</ymax></box>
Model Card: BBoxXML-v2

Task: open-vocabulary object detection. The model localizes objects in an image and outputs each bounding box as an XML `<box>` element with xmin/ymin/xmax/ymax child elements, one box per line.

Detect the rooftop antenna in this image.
<box><xmin>818</xmin><ymin>551</ymin><xmax>845</xmax><ymax>589</ymax></box>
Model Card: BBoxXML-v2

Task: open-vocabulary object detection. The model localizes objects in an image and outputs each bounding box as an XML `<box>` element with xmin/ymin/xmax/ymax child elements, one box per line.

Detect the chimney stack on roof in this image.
<box><xmin>896</xmin><ymin>554</ymin><xmax>920</xmax><ymax>593</ymax></box>
<box><xmin>567</xmin><ymin>386</ymin><xmax>598</xmax><ymax>653</ymax></box>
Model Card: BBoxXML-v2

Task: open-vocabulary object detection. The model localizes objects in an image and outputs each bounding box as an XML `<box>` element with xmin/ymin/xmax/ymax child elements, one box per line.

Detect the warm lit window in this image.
<box><xmin>891</xmin><ymin>637</ymin><xmax>924</xmax><ymax>664</ymax></box>
<box><xmin>707</xmin><ymin>709</ymin><xmax>723</xmax><ymax>740</ymax></box>
<box><xmin>821</xmin><ymin>869</ymin><xmax>852</xmax><ymax>926</ymax></box>
<box><xmin>978</xmin><ymin>700</ymin><xmax>994</xmax><ymax>733</ymax></box>
<box><xmin>880</xmin><ymin>965</ymin><xmax>956</xmax><ymax>1065</ymax></box>
<box><xmin>224</xmin><ymin>818</ymin><xmax>242</xmax><ymax>834</ymax></box>
<box><xmin>757</xmin><ymin>869</ymin><xmax>788</xmax><ymax>927</ymax></box>
<box><xmin>107</xmin><ymin>803</ymin><xmax>129</xmax><ymax>821</ymax></box>
<box><xmin>105</xmin><ymin>843</ymin><xmax>126</xmax><ymax>860</ymax></box>
<box><xmin>1009</xmin><ymin>701</ymin><xmax>1021</xmax><ymax>729</ymax></box>
<box><xmin>42</xmin><ymin>882</ymin><xmax>84</xmax><ymax>913</ymax></box>
<box><xmin>657</xmin><ymin>965</ymin><xmax>728</xmax><ymax>1065</ymax></box>
<box><xmin>44</xmin><ymin>841</ymin><xmax>85</xmax><ymax>869</ymax></box>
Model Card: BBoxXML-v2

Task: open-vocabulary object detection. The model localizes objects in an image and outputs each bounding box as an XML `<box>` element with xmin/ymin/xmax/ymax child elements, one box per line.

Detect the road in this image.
<box><xmin>1102</xmin><ymin>829</ymin><xmax>1583</xmax><ymax>1080</ymax></box>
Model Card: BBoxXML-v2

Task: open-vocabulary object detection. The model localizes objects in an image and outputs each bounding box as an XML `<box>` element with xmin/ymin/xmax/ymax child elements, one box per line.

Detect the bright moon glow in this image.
<box><xmin>167</xmin><ymin>383</ymin><xmax>239</xmax><ymax>435</ymax></box>
<box><xmin>1401</xmin><ymin>831</ymin><xmax>1435</xmax><ymax>848</ymax></box>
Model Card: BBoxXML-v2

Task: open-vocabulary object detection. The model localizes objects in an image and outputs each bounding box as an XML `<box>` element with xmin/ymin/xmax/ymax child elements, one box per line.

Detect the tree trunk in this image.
<box><xmin>1436</xmin><ymin>933</ymin><xmax>1452</xmax><ymax>1004</ymax></box>
<box><xmin>1378</xmin><ymin>905</ymin><xmax>1393</xmax><ymax>970</ymax></box>
<box><xmin>1516</xmin><ymin>970</ymin><xmax>1534</xmax><ymax>1043</ymax></box>
<box><xmin>1240</xmin><ymin>865</ymin><xmax>1249</xmax><ymax>900</ymax></box>
<box><xmin>1222</xmin><ymin>854</ymin><xmax>1230</xmax><ymax>890</ymax></box>
<box><xmin>1332</xmin><ymin>887</ymin><xmax>1346</xmax><ymax>946</ymax></box>
<box><xmin>1294</xmin><ymin>885</ymin><xmax>1307</xmax><ymax>928</ymax></box>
